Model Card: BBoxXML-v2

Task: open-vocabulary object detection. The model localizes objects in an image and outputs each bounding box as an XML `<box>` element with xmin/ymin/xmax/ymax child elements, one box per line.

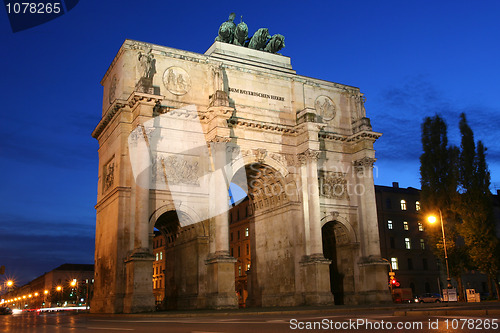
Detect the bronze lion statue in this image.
<box><xmin>264</xmin><ymin>34</ymin><xmax>285</xmax><ymax>53</ymax></box>
<box><xmin>248</xmin><ymin>28</ymin><xmax>271</xmax><ymax>50</ymax></box>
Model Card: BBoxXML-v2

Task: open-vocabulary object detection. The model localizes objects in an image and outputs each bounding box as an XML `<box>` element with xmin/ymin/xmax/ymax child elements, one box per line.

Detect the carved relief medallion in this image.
<box><xmin>314</xmin><ymin>95</ymin><xmax>336</xmax><ymax>121</ymax></box>
<box><xmin>108</xmin><ymin>75</ymin><xmax>117</xmax><ymax>104</ymax></box>
<box><xmin>163</xmin><ymin>67</ymin><xmax>191</xmax><ymax>95</ymax></box>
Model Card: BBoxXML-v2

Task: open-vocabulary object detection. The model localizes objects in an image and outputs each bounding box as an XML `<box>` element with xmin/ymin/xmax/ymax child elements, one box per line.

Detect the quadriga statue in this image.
<box><xmin>232</xmin><ymin>21</ymin><xmax>248</xmax><ymax>46</ymax></box>
<box><xmin>264</xmin><ymin>34</ymin><xmax>285</xmax><ymax>53</ymax></box>
<box><xmin>248</xmin><ymin>28</ymin><xmax>271</xmax><ymax>50</ymax></box>
<box><xmin>215</xmin><ymin>13</ymin><xmax>236</xmax><ymax>43</ymax></box>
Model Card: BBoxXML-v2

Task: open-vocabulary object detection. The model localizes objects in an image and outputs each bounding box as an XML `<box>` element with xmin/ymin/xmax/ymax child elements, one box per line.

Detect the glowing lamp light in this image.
<box><xmin>44</xmin><ymin>290</ymin><xmax>49</xmax><ymax>295</ymax></box>
<box><xmin>34</xmin><ymin>292</ymin><xmax>38</xmax><ymax>297</ymax></box>
<box><xmin>6</xmin><ymin>280</ymin><xmax>13</xmax><ymax>287</ymax></box>
<box><xmin>427</xmin><ymin>215</ymin><xmax>437</xmax><ymax>224</ymax></box>
<box><xmin>28</xmin><ymin>294</ymin><xmax>32</xmax><ymax>298</ymax></box>
<box><xmin>56</xmin><ymin>286</ymin><xmax>62</xmax><ymax>291</ymax></box>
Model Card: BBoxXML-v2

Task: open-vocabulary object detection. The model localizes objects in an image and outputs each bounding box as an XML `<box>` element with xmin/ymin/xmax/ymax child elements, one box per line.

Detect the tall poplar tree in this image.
<box><xmin>420</xmin><ymin>115</ymin><xmax>466</xmax><ymax>298</ymax></box>
<box><xmin>457</xmin><ymin>114</ymin><xmax>499</xmax><ymax>299</ymax></box>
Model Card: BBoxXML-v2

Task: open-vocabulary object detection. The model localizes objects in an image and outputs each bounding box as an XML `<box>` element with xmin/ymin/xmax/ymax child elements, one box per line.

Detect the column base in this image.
<box><xmin>357</xmin><ymin>256</ymin><xmax>392</xmax><ymax>304</ymax></box>
<box><xmin>123</xmin><ymin>250</ymin><xmax>156</xmax><ymax>313</ymax></box>
<box><xmin>205</xmin><ymin>253</ymin><xmax>238</xmax><ymax>309</ymax></box>
<box><xmin>300</xmin><ymin>254</ymin><xmax>335</xmax><ymax>306</ymax></box>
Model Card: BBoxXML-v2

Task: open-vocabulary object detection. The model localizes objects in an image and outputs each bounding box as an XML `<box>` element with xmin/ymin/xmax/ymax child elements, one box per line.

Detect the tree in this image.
<box><xmin>456</xmin><ymin>113</ymin><xmax>499</xmax><ymax>299</ymax></box>
<box><xmin>420</xmin><ymin>115</ymin><xmax>468</xmax><ymax>299</ymax></box>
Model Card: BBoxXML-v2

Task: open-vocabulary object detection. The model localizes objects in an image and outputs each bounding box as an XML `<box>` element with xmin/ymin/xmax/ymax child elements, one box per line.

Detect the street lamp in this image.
<box><xmin>428</xmin><ymin>209</ymin><xmax>453</xmax><ymax>289</ymax></box>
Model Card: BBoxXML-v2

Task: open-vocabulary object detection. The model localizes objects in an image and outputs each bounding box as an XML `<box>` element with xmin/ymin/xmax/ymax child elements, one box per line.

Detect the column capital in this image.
<box><xmin>298</xmin><ymin>149</ymin><xmax>320</xmax><ymax>165</ymax></box>
<box><xmin>353</xmin><ymin>156</ymin><xmax>376</xmax><ymax>171</ymax></box>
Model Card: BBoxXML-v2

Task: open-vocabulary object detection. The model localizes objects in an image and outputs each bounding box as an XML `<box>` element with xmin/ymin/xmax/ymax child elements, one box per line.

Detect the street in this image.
<box><xmin>1</xmin><ymin>304</ymin><xmax>500</xmax><ymax>333</ymax></box>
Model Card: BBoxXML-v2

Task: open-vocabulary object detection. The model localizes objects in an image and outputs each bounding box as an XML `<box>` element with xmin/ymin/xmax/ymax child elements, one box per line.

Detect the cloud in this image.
<box><xmin>370</xmin><ymin>76</ymin><xmax>500</xmax><ymax>182</ymax></box>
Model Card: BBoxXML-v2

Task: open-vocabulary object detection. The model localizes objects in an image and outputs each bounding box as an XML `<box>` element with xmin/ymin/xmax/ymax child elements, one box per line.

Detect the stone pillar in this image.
<box><xmin>352</xmin><ymin>156</ymin><xmax>381</xmax><ymax>258</ymax></box>
<box><xmin>123</xmin><ymin>122</ymin><xmax>155</xmax><ymax>313</ymax></box>
<box><xmin>298</xmin><ymin>149</ymin><xmax>334</xmax><ymax>306</ymax></box>
<box><xmin>205</xmin><ymin>140</ymin><xmax>238</xmax><ymax>309</ymax></box>
<box><xmin>299</xmin><ymin>149</ymin><xmax>323</xmax><ymax>256</ymax></box>
<box><xmin>352</xmin><ymin>156</ymin><xmax>391</xmax><ymax>303</ymax></box>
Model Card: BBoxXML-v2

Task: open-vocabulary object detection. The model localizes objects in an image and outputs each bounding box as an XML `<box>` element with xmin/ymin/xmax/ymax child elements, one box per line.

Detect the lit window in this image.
<box><xmin>391</xmin><ymin>257</ymin><xmax>399</xmax><ymax>270</ymax></box>
<box><xmin>403</xmin><ymin>221</ymin><xmax>409</xmax><ymax>230</ymax></box>
<box><xmin>238</xmin><ymin>266</ymin><xmax>242</xmax><ymax>276</ymax></box>
<box><xmin>415</xmin><ymin>201</ymin><xmax>421</xmax><ymax>211</ymax></box>
<box><xmin>245</xmin><ymin>227</ymin><xmax>249</xmax><ymax>237</ymax></box>
<box><xmin>420</xmin><ymin>239</ymin><xmax>425</xmax><ymax>250</ymax></box>
<box><xmin>246</xmin><ymin>263</ymin><xmax>250</xmax><ymax>271</ymax></box>
<box><xmin>156</xmin><ymin>253</ymin><xmax>158</xmax><ymax>261</ymax></box>
<box><xmin>418</xmin><ymin>222</ymin><xmax>423</xmax><ymax>231</ymax></box>
<box><xmin>400</xmin><ymin>200</ymin><xmax>407</xmax><ymax>210</ymax></box>
<box><xmin>387</xmin><ymin>220</ymin><xmax>393</xmax><ymax>229</ymax></box>
<box><xmin>405</xmin><ymin>238</ymin><xmax>411</xmax><ymax>250</ymax></box>
<box><xmin>160</xmin><ymin>251</ymin><xmax>163</xmax><ymax>260</ymax></box>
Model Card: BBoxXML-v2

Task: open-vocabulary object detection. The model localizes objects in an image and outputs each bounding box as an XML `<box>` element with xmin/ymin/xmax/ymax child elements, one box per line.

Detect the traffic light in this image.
<box><xmin>390</xmin><ymin>277</ymin><xmax>400</xmax><ymax>287</ymax></box>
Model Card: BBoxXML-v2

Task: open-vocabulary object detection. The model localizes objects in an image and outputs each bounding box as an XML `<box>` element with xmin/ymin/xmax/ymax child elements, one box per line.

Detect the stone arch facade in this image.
<box><xmin>91</xmin><ymin>40</ymin><xmax>391</xmax><ymax>313</ymax></box>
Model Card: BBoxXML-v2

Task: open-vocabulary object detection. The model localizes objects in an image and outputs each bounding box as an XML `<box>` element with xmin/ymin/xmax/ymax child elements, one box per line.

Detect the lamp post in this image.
<box><xmin>428</xmin><ymin>209</ymin><xmax>452</xmax><ymax>289</ymax></box>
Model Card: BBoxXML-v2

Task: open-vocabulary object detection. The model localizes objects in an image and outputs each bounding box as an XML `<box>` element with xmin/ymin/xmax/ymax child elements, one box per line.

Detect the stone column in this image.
<box><xmin>123</xmin><ymin>123</ymin><xmax>155</xmax><ymax>313</ymax></box>
<box><xmin>352</xmin><ymin>156</ymin><xmax>381</xmax><ymax>258</ymax></box>
<box><xmin>299</xmin><ymin>149</ymin><xmax>323</xmax><ymax>256</ymax></box>
<box><xmin>298</xmin><ymin>149</ymin><xmax>334</xmax><ymax>306</ymax></box>
<box><xmin>352</xmin><ymin>156</ymin><xmax>391</xmax><ymax>303</ymax></box>
<box><xmin>205</xmin><ymin>140</ymin><xmax>237</xmax><ymax>309</ymax></box>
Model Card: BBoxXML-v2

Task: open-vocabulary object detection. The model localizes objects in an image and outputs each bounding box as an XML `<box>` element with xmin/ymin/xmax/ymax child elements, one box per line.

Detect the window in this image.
<box><xmin>400</xmin><ymin>200</ymin><xmax>407</xmax><ymax>210</ymax></box>
<box><xmin>246</xmin><ymin>243</ymin><xmax>249</xmax><ymax>255</ymax></box>
<box><xmin>230</xmin><ymin>232</ymin><xmax>233</xmax><ymax>241</ymax></box>
<box><xmin>403</xmin><ymin>221</ymin><xmax>409</xmax><ymax>230</ymax></box>
<box><xmin>390</xmin><ymin>237</ymin><xmax>395</xmax><ymax>249</ymax></box>
<box><xmin>160</xmin><ymin>251</ymin><xmax>163</xmax><ymax>260</ymax></box>
<box><xmin>387</xmin><ymin>220</ymin><xmax>393</xmax><ymax>229</ymax></box>
<box><xmin>415</xmin><ymin>201</ymin><xmax>421</xmax><ymax>211</ymax></box>
<box><xmin>238</xmin><ymin>246</ymin><xmax>241</xmax><ymax>257</ymax></box>
<box><xmin>405</xmin><ymin>237</ymin><xmax>411</xmax><ymax>250</ymax></box>
<box><xmin>247</xmin><ymin>263</ymin><xmax>251</xmax><ymax>271</ymax></box>
<box><xmin>156</xmin><ymin>253</ymin><xmax>159</xmax><ymax>261</ymax></box>
<box><xmin>423</xmin><ymin>258</ymin><xmax>428</xmax><ymax>270</ymax></box>
<box><xmin>230</xmin><ymin>247</ymin><xmax>233</xmax><ymax>256</ymax></box>
<box><xmin>418</xmin><ymin>222</ymin><xmax>424</xmax><ymax>231</ymax></box>
<box><xmin>237</xmin><ymin>230</ymin><xmax>240</xmax><ymax>240</ymax></box>
<box><xmin>420</xmin><ymin>239</ymin><xmax>425</xmax><ymax>250</ymax></box>
<box><xmin>238</xmin><ymin>266</ymin><xmax>242</xmax><ymax>276</ymax></box>
<box><xmin>391</xmin><ymin>257</ymin><xmax>399</xmax><ymax>270</ymax></box>
<box><xmin>407</xmin><ymin>258</ymin><xmax>413</xmax><ymax>270</ymax></box>
<box><xmin>245</xmin><ymin>227</ymin><xmax>249</xmax><ymax>237</ymax></box>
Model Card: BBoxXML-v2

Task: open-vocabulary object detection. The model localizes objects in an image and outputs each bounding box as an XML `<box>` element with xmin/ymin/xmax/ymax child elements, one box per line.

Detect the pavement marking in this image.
<box><xmin>87</xmin><ymin>327</ymin><xmax>135</xmax><ymax>331</ymax></box>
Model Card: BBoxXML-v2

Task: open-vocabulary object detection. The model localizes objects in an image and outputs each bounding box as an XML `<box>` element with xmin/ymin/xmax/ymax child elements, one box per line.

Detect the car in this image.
<box><xmin>0</xmin><ymin>307</ymin><xmax>13</xmax><ymax>315</ymax></box>
<box><xmin>415</xmin><ymin>293</ymin><xmax>443</xmax><ymax>303</ymax></box>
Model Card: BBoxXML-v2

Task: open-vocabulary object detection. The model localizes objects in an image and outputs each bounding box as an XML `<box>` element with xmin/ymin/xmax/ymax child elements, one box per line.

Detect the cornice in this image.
<box><xmin>92</xmin><ymin>102</ymin><xmax>127</xmax><ymax>139</ymax></box>
<box><xmin>228</xmin><ymin>117</ymin><xmax>297</xmax><ymax>134</ymax></box>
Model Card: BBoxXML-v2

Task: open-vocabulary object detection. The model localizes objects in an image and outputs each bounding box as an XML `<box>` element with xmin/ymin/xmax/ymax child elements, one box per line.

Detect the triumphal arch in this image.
<box><xmin>92</xmin><ymin>21</ymin><xmax>390</xmax><ymax>313</ymax></box>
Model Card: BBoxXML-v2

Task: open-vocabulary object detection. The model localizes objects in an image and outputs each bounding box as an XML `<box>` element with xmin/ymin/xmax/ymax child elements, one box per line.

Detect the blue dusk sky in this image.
<box><xmin>1</xmin><ymin>0</ymin><xmax>500</xmax><ymax>286</ymax></box>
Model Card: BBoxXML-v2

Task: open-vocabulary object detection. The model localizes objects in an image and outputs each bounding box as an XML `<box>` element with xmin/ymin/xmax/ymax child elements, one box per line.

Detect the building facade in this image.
<box><xmin>229</xmin><ymin>197</ymin><xmax>252</xmax><ymax>307</ymax></box>
<box><xmin>375</xmin><ymin>183</ymin><xmax>441</xmax><ymax>297</ymax></box>
<box><xmin>0</xmin><ymin>263</ymin><xmax>94</xmax><ymax>310</ymax></box>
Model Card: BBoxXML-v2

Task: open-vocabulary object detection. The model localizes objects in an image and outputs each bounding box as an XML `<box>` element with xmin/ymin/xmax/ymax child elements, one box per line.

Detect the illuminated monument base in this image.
<box><xmin>91</xmin><ymin>40</ymin><xmax>391</xmax><ymax>313</ymax></box>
